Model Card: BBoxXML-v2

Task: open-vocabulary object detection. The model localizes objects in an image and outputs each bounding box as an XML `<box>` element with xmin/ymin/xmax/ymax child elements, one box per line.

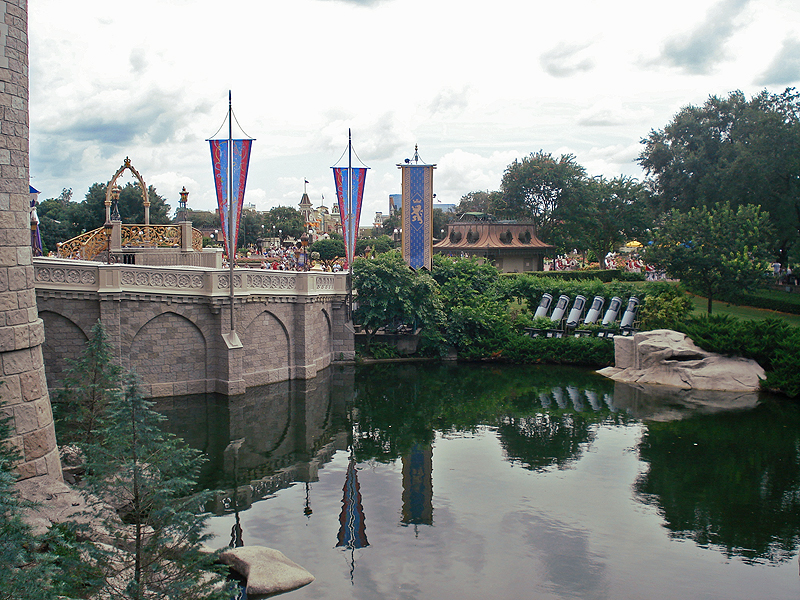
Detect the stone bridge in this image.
<box><xmin>33</xmin><ymin>258</ymin><xmax>354</xmax><ymax>398</ymax></box>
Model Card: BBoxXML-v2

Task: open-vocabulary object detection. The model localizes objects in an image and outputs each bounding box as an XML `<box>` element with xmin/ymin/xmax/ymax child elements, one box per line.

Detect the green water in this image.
<box><xmin>158</xmin><ymin>363</ymin><xmax>800</xmax><ymax>599</ymax></box>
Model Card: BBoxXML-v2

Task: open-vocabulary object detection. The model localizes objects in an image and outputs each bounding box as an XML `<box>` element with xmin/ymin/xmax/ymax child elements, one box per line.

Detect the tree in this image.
<box><xmin>645</xmin><ymin>202</ymin><xmax>773</xmax><ymax>313</ymax></box>
<box><xmin>584</xmin><ymin>176</ymin><xmax>652</xmax><ymax>264</ymax></box>
<box><xmin>500</xmin><ymin>151</ymin><xmax>589</xmax><ymax>249</ymax></box>
<box><xmin>83</xmin><ymin>371</ymin><xmax>230</xmax><ymax>600</ymax></box>
<box><xmin>455</xmin><ymin>190</ymin><xmax>503</xmax><ymax>215</ymax></box>
<box><xmin>0</xmin><ymin>407</ymin><xmax>52</xmax><ymax>600</ymax></box>
<box><xmin>83</xmin><ymin>182</ymin><xmax>172</xmax><ymax>229</ymax></box>
<box><xmin>638</xmin><ymin>88</ymin><xmax>800</xmax><ymax>264</ymax></box>
<box><xmin>310</xmin><ymin>238</ymin><xmax>345</xmax><ymax>268</ymax></box>
<box><xmin>264</xmin><ymin>206</ymin><xmax>304</xmax><ymax>241</ymax></box>
<box><xmin>352</xmin><ymin>251</ymin><xmax>444</xmax><ymax>350</ymax></box>
<box><xmin>37</xmin><ymin>188</ymin><xmax>89</xmax><ymax>252</ymax></box>
<box><xmin>185</xmin><ymin>210</ymin><xmax>220</xmax><ymax>229</ymax></box>
<box><xmin>54</xmin><ymin>320</ymin><xmax>122</xmax><ymax>448</ymax></box>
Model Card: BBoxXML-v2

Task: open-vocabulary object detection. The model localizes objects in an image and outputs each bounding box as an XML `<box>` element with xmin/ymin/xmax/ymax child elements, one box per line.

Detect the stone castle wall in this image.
<box><xmin>34</xmin><ymin>262</ymin><xmax>354</xmax><ymax>398</ymax></box>
<box><xmin>0</xmin><ymin>0</ymin><xmax>62</xmax><ymax>480</ymax></box>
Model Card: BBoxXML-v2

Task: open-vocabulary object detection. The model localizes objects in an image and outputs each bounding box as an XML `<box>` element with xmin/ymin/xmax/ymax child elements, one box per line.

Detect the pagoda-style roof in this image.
<box><xmin>434</xmin><ymin>221</ymin><xmax>553</xmax><ymax>253</ymax></box>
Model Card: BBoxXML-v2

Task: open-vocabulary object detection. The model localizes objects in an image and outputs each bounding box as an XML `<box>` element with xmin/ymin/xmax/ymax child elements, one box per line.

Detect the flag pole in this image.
<box><xmin>347</xmin><ymin>128</ymin><xmax>353</xmax><ymax>320</ymax></box>
<box><xmin>228</xmin><ymin>90</ymin><xmax>236</xmax><ymax>335</ymax></box>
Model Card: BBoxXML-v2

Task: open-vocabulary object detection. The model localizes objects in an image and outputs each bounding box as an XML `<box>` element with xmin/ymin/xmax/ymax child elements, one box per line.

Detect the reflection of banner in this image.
<box><xmin>402</xmin><ymin>443</ymin><xmax>433</xmax><ymax>525</ymax></box>
<box><xmin>332</xmin><ymin>167</ymin><xmax>367</xmax><ymax>266</ymax></box>
<box><xmin>210</xmin><ymin>139</ymin><xmax>253</xmax><ymax>256</ymax></box>
<box><xmin>336</xmin><ymin>458</ymin><xmax>369</xmax><ymax>549</ymax></box>
<box><xmin>399</xmin><ymin>164</ymin><xmax>435</xmax><ymax>270</ymax></box>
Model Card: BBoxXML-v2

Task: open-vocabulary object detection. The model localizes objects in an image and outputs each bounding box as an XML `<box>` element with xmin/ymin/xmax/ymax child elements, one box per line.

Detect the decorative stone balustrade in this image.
<box><xmin>33</xmin><ymin>258</ymin><xmax>347</xmax><ymax>299</ymax></box>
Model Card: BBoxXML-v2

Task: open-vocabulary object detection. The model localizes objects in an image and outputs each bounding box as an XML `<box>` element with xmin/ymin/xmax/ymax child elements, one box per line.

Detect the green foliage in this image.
<box><xmin>638</xmin><ymin>283</ymin><xmax>694</xmax><ymax>330</ymax></box>
<box><xmin>675</xmin><ymin>314</ymin><xmax>800</xmax><ymax>397</ymax></box>
<box><xmin>41</xmin><ymin>522</ymin><xmax>105</xmax><ymax>598</ymax></box>
<box><xmin>365</xmin><ymin>342</ymin><xmax>401</xmax><ymax>360</ymax></box>
<box><xmin>84</xmin><ymin>182</ymin><xmax>172</xmax><ymax>230</ymax></box>
<box><xmin>638</xmin><ymin>88</ymin><xmax>800</xmax><ymax>261</ymax></box>
<box><xmin>54</xmin><ymin>320</ymin><xmax>122</xmax><ymax>448</ymax></box>
<box><xmin>500</xmin><ymin>336</ymin><xmax>615</xmax><ymax>366</ymax></box>
<box><xmin>310</xmin><ymin>238</ymin><xmax>345</xmax><ymax>264</ymax></box>
<box><xmin>583</xmin><ymin>176</ymin><xmax>653</xmax><ymax>265</ymax></box>
<box><xmin>500</xmin><ymin>151</ymin><xmax>588</xmax><ymax>249</ymax></box>
<box><xmin>353</xmin><ymin>251</ymin><xmax>444</xmax><ymax>348</ymax></box>
<box><xmin>84</xmin><ymin>372</ymin><xmax>230</xmax><ymax>600</ymax></box>
<box><xmin>0</xmin><ymin>406</ymin><xmax>54</xmax><ymax>600</ymax></box>
<box><xmin>645</xmin><ymin>201</ymin><xmax>773</xmax><ymax>313</ymax></box>
<box><xmin>724</xmin><ymin>289</ymin><xmax>800</xmax><ymax>315</ymax></box>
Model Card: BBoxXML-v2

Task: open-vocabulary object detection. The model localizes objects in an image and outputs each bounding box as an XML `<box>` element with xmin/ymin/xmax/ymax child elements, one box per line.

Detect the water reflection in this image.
<box><xmin>158</xmin><ymin>363</ymin><xmax>800</xmax><ymax>570</ymax></box>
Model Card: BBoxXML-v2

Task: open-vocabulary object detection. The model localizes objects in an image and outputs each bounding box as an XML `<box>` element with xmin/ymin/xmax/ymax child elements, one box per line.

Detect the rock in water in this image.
<box><xmin>597</xmin><ymin>329</ymin><xmax>765</xmax><ymax>391</ymax></box>
<box><xmin>219</xmin><ymin>546</ymin><xmax>315</xmax><ymax>596</ymax></box>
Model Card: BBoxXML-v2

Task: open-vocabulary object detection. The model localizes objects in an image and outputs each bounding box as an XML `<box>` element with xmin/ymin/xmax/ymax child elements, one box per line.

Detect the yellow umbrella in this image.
<box><xmin>625</xmin><ymin>240</ymin><xmax>643</xmax><ymax>248</ymax></box>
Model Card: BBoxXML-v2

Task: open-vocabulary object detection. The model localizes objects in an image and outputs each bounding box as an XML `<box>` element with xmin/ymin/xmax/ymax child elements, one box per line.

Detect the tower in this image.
<box><xmin>0</xmin><ymin>0</ymin><xmax>62</xmax><ymax>480</ymax></box>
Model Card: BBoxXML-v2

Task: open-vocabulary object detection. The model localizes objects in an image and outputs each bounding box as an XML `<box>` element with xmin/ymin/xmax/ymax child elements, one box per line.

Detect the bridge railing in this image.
<box><xmin>33</xmin><ymin>258</ymin><xmax>348</xmax><ymax>298</ymax></box>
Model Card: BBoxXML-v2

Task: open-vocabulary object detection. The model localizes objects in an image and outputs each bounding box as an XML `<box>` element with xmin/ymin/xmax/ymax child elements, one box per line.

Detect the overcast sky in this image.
<box><xmin>28</xmin><ymin>0</ymin><xmax>800</xmax><ymax>225</ymax></box>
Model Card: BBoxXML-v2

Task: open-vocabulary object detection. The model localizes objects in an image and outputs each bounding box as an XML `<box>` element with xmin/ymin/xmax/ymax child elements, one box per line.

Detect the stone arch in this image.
<box><xmin>39</xmin><ymin>311</ymin><xmax>90</xmax><ymax>390</ymax></box>
<box><xmin>240</xmin><ymin>309</ymin><xmax>291</xmax><ymax>387</ymax></box>
<box><xmin>129</xmin><ymin>312</ymin><xmax>207</xmax><ymax>388</ymax></box>
<box><xmin>106</xmin><ymin>157</ymin><xmax>150</xmax><ymax>224</ymax></box>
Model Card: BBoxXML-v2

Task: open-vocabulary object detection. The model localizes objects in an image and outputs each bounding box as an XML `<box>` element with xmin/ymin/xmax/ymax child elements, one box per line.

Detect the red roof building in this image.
<box><xmin>433</xmin><ymin>220</ymin><xmax>554</xmax><ymax>272</ymax></box>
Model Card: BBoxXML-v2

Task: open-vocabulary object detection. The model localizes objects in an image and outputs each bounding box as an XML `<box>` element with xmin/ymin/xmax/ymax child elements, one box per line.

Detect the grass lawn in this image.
<box><xmin>687</xmin><ymin>293</ymin><xmax>800</xmax><ymax>327</ymax></box>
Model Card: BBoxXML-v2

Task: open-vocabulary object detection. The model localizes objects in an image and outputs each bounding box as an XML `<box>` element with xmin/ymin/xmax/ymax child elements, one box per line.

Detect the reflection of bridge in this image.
<box><xmin>34</xmin><ymin>257</ymin><xmax>354</xmax><ymax>397</ymax></box>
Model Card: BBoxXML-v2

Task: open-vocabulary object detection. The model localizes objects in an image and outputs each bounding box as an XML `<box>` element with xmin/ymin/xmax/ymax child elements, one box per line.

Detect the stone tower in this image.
<box><xmin>0</xmin><ymin>0</ymin><xmax>62</xmax><ymax>480</ymax></box>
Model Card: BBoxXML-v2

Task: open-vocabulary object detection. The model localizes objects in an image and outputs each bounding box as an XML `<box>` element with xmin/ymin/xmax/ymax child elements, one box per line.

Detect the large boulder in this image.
<box><xmin>219</xmin><ymin>546</ymin><xmax>314</xmax><ymax>597</ymax></box>
<box><xmin>597</xmin><ymin>329</ymin><xmax>765</xmax><ymax>392</ymax></box>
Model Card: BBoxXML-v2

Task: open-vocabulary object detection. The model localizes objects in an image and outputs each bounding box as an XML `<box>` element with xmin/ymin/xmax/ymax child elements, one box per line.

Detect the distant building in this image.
<box><xmin>389</xmin><ymin>194</ymin><xmax>401</xmax><ymax>216</ymax></box>
<box><xmin>434</xmin><ymin>203</ymin><xmax>456</xmax><ymax>213</ymax></box>
<box><xmin>434</xmin><ymin>218</ymin><xmax>554</xmax><ymax>272</ymax></box>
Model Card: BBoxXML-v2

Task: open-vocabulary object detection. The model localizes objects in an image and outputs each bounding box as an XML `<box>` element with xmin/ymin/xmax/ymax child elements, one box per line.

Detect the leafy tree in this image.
<box><xmin>84</xmin><ymin>182</ymin><xmax>172</xmax><ymax>229</ymax></box>
<box><xmin>310</xmin><ymin>238</ymin><xmax>345</xmax><ymax>268</ymax></box>
<box><xmin>264</xmin><ymin>206</ymin><xmax>304</xmax><ymax>241</ymax></box>
<box><xmin>500</xmin><ymin>151</ymin><xmax>589</xmax><ymax>250</ymax></box>
<box><xmin>374</xmin><ymin>211</ymin><xmax>401</xmax><ymax>237</ymax></box>
<box><xmin>185</xmin><ymin>210</ymin><xmax>220</xmax><ymax>229</ymax></box>
<box><xmin>638</xmin><ymin>88</ymin><xmax>800</xmax><ymax>264</ymax></box>
<box><xmin>83</xmin><ymin>371</ymin><xmax>230</xmax><ymax>600</ymax></box>
<box><xmin>54</xmin><ymin>320</ymin><xmax>122</xmax><ymax>448</ymax></box>
<box><xmin>431</xmin><ymin>207</ymin><xmax>453</xmax><ymax>240</ymax></box>
<box><xmin>37</xmin><ymin>188</ymin><xmax>90</xmax><ymax>252</ymax></box>
<box><xmin>584</xmin><ymin>176</ymin><xmax>652</xmax><ymax>263</ymax></box>
<box><xmin>455</xmin><ymin>190</ymin><xmax>503</xmax><ymax>215</ymax></box>
<box><xmin>353</xmin><ymin>251</ymin><xmax>444</xmax><ymax>351</ymax></box>
<box><xmin>645</xmin><ymin>202</ymin><xmax>773</xmax><ymax>313</ymax></box>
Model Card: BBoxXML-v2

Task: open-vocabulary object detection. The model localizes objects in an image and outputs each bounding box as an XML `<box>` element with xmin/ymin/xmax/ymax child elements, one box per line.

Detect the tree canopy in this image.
<box><xmin>500</xmin><ymin>151</ymin><xmax>589</xmax><ymax>248</ymax></box>
<box><xmin>638</xmin><ymin>88</ymin><xmax>800</xmax><ymax>263</ymax></box>
<box><xmin>645</xmin><ymin>202</ymin><xmax>773</xmax><ymax>313</ymax></box>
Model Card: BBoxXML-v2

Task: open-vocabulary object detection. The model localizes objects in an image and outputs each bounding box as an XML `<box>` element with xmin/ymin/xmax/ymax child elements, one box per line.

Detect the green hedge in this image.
<box><xmin>676</xmin><ymin>314</ymin><xmax>800</xmax><ymax>398</ymax></box>
<box><xmin>724</xmin><ymin>290</ymin><xmax>800</xmax><ymax>316</ymax></box>
<box><xmin>484</xmin><ymin>335</ymin><xmax>615</xmax><ymax>366</ymax></box>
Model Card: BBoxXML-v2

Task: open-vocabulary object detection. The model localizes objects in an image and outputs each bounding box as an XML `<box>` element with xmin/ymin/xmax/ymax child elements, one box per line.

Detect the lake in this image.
<box><xmin>156</xmin><ymin>363</ymin><xmax>800</xmax><ymax>600</ymax></box>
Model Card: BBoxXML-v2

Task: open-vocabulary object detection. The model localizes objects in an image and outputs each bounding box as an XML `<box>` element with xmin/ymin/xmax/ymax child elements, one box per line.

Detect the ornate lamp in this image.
<box><xmin>110</xmin><ymin>184</ymin><xmax>121</xmax><ymax>221</ymax></box>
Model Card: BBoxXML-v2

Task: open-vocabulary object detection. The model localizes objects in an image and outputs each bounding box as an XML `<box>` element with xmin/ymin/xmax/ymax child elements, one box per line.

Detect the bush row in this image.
<box><xmin>723</xmin><ymin>291</ymin><xmax>800</xmax><ymax>316</ymax></box>
<box><xmin>675</xmin><ymin>314</ymin><xmax>800</xmax><ymax>398</ymax></box>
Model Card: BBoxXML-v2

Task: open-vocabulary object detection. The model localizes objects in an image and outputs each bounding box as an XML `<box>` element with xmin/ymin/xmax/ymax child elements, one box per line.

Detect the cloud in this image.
<box><xmin>755</xmin><ymin>36</ymin><xmax>800</xmax><ymax>85</ymax></box>
<box><xmin>317</xmin><ymin>111</ymin><xmax>413</xmax><ymax>162</ymax></box>
<box><xmin>658</xmin><ymin>0</ymin><xmax>751</xmax><ymax>74</ymax></box>
<box><xmin>434</xmin><ymin>149</ymin><xmax>519</xmax><ymax>202</ymax></box>
<box><xmin>540</xmin><ymin>42</ymin><xmax>594</xmax><ymax>78</ymax></box>
<box><xmin>129</xmin><ymin>48</ymin><xmax>148</xmax><ymax>75</ymax></box>
<box><xmin>429</xmin><ymin>86</ymin><xmax>471</xmax><ymax>116</ymax></box>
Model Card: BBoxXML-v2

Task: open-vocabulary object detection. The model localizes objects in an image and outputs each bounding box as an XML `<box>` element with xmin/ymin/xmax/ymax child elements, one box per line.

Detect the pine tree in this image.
<box><xmin>0</xmin><ymin>407</ymin><xmax>51</xmax><ymax>600</ymax></box>
<box><xmin>55</xmin><ymin>319</ymin><xmax>122</xmax><ymax>447</ymax></box>
<box><xmin>83</xmin><ymin>371</ymin><xmax>231</xmax><ymax>600</ymax></box>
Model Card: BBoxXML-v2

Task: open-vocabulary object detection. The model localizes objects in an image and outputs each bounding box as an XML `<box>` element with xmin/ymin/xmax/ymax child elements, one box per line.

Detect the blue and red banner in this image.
<box><xmin>399</xmin><ymin>164</ymin><xmax>435</xmax><ymax>270</ymax></box>
<box><xmin>332</xmin><ymin>167</ymin><xmax>367</xmax><ymax>267</ymax></box>
<box><xmin>210</xmin><ymin>139</ymin><xmax>253</xmax><ymax>256</ymax></box>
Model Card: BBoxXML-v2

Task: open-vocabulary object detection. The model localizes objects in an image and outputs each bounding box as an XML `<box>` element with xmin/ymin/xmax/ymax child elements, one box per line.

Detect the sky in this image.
<box><xmin>28</xmin><ymin>0</ymin><xmax>800</xmax><ymax>226</ymax></box>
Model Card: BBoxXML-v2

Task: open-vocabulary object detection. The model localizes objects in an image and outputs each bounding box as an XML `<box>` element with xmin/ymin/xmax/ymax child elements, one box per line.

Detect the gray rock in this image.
<box><xmin>598</xmin><ymin>329</ymin><xmax>765</xmax><ymax>392</ymax></box>
<box><xmin>219</xmin><ymin>545</ymin><xmax>315</xmax><ymax>597</ymax></box>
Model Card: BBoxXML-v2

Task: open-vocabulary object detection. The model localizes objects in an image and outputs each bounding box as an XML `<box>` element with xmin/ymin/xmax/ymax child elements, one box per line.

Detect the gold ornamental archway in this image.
<box><xmin>105</xmin><ymin>157</ymin><xmax>151</xmax><ymax>224</ymax></box>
